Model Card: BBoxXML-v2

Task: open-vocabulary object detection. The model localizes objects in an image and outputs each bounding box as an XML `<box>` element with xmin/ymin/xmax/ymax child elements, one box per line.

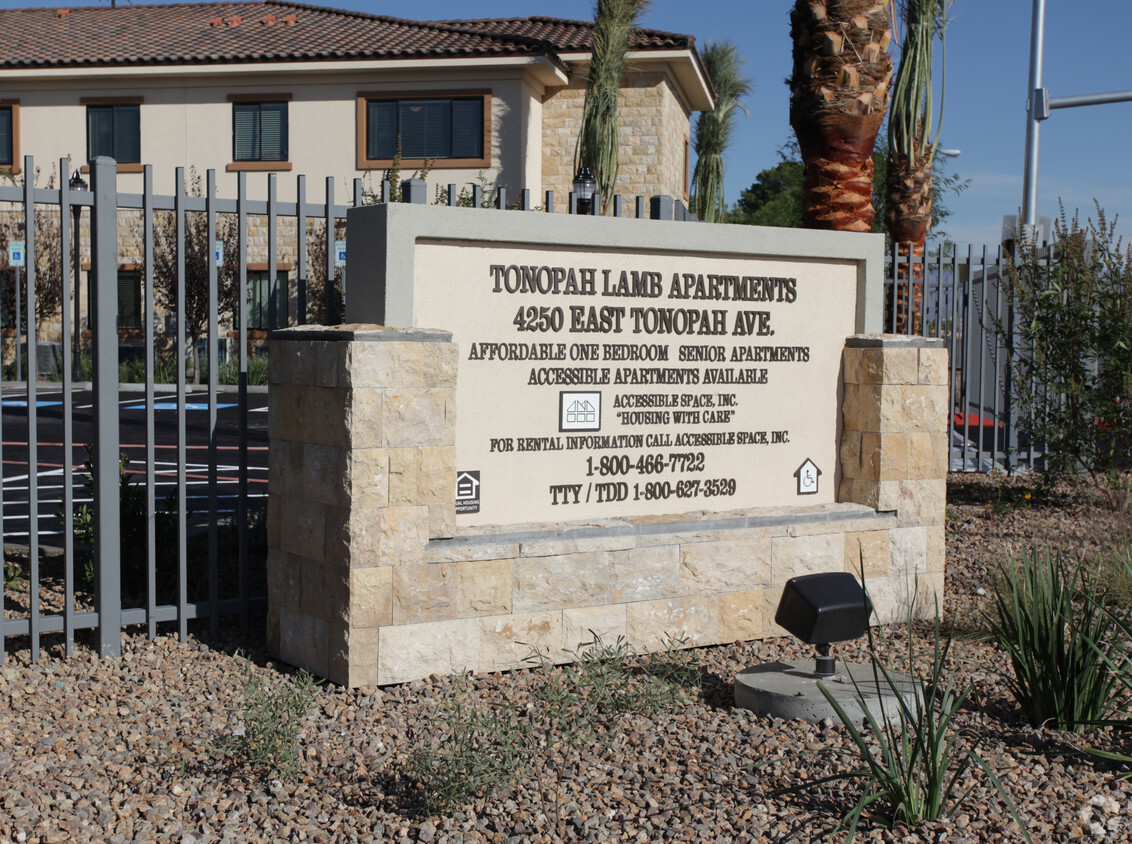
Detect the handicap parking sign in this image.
<box><xmin>334</xmin><ymin>240</ymin><xmax>347</xmax><ymax>268</ymax></box>
<box><xmin>7</xmin><ymin>241</ymin><xmax>25</xmax><ymax>267</ymax></box>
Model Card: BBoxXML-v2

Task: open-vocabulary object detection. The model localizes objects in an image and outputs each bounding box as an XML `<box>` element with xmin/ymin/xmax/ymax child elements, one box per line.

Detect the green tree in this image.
<box><xmin>576</xmin><ymin>0</ymin><xmax>651</xmax><ymax>214</ymax></box>
<box><xmin>150</xmin><ymin>169</ymin><xmax>240</xmax><ymax>384</ymax></box>
<box><xmin>690</xmin><ymin>42</ymin><xmax>751</xmax><ymax>223</ymax></box>
<box><xmin>729</xmin><ymin>142</ymin><xmax>803</xmax><ymax>227</ymax></box>
<box><xmin>730</xmin><ymin>136</ymin><xmax>966</xmax><ymax>239</ymax></box>
<box><xmin>999</xmin><ymin>204</ymin><xmax>1132</xmax><ymax>500</ymax></box>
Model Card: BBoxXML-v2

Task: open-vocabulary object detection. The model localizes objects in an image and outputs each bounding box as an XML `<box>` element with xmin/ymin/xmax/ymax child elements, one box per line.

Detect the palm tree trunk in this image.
<box><xmin>886</xmin><ymin>154</ymin><xmax>932</xmax><ymax>333</ymax></box>
<box><xmin>789</xmin><ymin>0</ymin><xmax>894</xmax><ymax>233</ymax></box>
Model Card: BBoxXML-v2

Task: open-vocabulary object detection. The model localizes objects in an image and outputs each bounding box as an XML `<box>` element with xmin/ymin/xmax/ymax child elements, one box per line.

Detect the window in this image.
<box><xmin>86</xmin><ymin>103</ymin><xmax>141</xmax><ymax>164</ymax></box>
<box><xmin>244</xmin><ymin>270</ymin><xmax>287</xmax><ymax>330</ymax></box>
<box><xmin>356</xmin><ymin>91</ymin><xmax>490</xmax><ymax>169</ymax></box>
<box><xmin>117</xmin><ymin>269</ymin><xmax>141</xmax><ymax>330</ymax></box>
<box><xmin>232</xmin><ymin>100</ymin><xmax>288</xmax><ymax>163</ymax></box>
<box><xmin>0</xmin><ymin>101</ymin><xmax>17</xmax><ymax>171</ymax></box>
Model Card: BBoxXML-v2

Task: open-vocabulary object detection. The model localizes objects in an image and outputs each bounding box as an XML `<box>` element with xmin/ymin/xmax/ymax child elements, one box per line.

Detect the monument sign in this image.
<box><xmin>265</xmin><ymin>202</ymin><xmax>948</xmax><ymax>688</ymax></box>
<box><xmin>412</xmin><ymin>243</ymin><xmax>857</xmax><ymax>524</ymax></box>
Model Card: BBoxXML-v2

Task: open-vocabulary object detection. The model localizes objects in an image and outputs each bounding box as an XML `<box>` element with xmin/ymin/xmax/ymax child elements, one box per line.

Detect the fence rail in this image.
<box><xmin>0</xmin><ymin>155</ymin><xmax>696</xmax><ymax>663</ymax></box>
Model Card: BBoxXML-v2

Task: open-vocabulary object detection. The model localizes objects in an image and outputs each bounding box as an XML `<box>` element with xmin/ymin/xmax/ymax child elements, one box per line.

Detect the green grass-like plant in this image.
<box><xmin>533</xmin><ymin>631</ymin><xmax>696</xmax><ymax>722</ymax></box>
<box><xmin>225</xmin><ymin>659</ymin><xmax>321</xmax><ymax>781</ymax></box>
<box><xmin>3</xmin><ymin>556</ymin><xmax>24</xmax><ymax>591</ymax></box>
<box><xmin>410</xmin><ymin>673</ymin><xmax>531</xmax><ymax>815</ymax></box>
<box><xmin>789</xmin><ymin>602</ymin><xmax>1030</xmax><ymax>842</ymax></box>
<box><xmin>985</xmin><ymin>550</ymin><xmax>1129</xmax><ymax>730</ymax></box>
<box><xmin>412</xmin><ymin>632</ymin><xmax>697</xmax><ymax>816</ymax></box>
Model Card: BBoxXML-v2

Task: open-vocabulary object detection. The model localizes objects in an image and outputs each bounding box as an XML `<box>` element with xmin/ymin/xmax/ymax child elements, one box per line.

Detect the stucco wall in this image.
<box><xmin>3</xmin><ymin>67</ymin><xmax>539</xmax><ymax>203</ymax></box>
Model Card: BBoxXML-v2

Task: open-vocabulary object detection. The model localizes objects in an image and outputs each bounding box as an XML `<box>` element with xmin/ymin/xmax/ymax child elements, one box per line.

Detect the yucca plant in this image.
<box><xmin>792</xmin><ymin>606</ymin><xmax>1029</xmax><ymax>842</ymax></box>
<box><xmin>985</xmin><ymin>550</ymin><xmax>1129</xmax><ymax>731</ymax></box>
<box><xmin>575</xmin><ymin>0</ymin><xmax>651</xmax><ymax>214</ymax></box>
<box><xmin>884</xmin><ymin>0</ymin><xmax>950</xmax><ymax>244</ymax></box>
<box><xmin>690</xmin><ymin>41</ymin><xmax>751</xmax><ymax>223</ymax></box>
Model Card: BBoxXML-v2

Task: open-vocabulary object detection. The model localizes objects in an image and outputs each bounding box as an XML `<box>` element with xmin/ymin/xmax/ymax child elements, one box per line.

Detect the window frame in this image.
<box><xmin>81</xmin><ymin>96</ymin><xmax>144</xmax><ymax>174</ymax></box>
<box><xmin>227</xmin><ymin>93</ymin><xmax>293</xmax><ymax>172</ymax></box>
<box><xmin>355</xmin><ymin>90</ymin><xmax>492</xmax><ymax>170</ymax></box>
<box><xmin>0</xmin><ymin>100</ymin><xmax>20</xmax><ymax>175</ymax></box>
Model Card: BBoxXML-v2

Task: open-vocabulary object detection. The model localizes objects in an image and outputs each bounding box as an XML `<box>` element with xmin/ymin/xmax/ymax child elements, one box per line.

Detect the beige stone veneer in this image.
<box><xmin>267</xmin><ymin>327</ymin><xmax>948</xmax><ymax>687</ymax></box>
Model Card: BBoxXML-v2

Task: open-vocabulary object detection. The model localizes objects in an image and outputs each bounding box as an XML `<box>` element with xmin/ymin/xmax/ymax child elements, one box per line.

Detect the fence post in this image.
<box><xmin>90</xmin><ymin>156</ymin><xmax>122</xmax><ymax>658</ymax></box>
<box><xmin>402</xmin><ymin>179</ymin><xmax>427</xmax><ymax>204</ymax></box>
<box><xmin>650</xmin><ymin>195</ymin><xmax>674</xmax><ymax>221</ymax></box>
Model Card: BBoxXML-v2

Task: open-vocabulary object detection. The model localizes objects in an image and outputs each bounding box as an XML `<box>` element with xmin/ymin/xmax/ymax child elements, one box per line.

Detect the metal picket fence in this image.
<box><xmin>884</xmin><ymin>242</ymin><xmax>1044</xmax><ymax>476</ymax></box>
<box><xmin>0</xmin><ymin>155</ymin><xmax>695</xmax><ymax>663</ymax></box>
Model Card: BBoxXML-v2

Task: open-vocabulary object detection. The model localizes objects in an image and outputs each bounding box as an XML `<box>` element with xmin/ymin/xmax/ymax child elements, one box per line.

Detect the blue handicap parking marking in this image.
<box><xmin>126</xmin><ymin>402</ymin><xmax>238</xmax><ymax>411</ymax></box>
<box><xmin>2</xmin><ymin>400</ymin><xmax>64</xmax><ymax>408</ymax></box>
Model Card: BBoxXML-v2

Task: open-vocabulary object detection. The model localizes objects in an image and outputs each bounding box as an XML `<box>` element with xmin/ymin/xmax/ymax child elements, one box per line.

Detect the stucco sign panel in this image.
<box><xmin>413</xmin><ymin>242</ymin><xmax>857</xmax><ymax>526</ymax></box>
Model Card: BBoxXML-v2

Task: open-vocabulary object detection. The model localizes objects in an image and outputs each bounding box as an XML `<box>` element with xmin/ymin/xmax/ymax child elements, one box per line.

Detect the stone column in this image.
<box><xmin>839</xmin><ymin>335</ymin><xmax>949</xmax><ymax>620</ymax></box>
<box><xmin>266</xmin><ymin>325</ymin><xmax>457</xmax><ymax>686</ymax></box>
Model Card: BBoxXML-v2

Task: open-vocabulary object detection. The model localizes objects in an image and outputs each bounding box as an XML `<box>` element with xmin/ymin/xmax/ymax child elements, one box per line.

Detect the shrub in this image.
<box><xmin>410</xmin><ymin>673</ymin><xmax>530</xmax><ymax>815</ymax></box>
<box><xmin>225</xmin><ymin>659</ymin><xmax>321</xmax><ymax>781</ymax></box>
<box><xmin>65</xmin><ymin>444</ymin><xmax>180</xmax><ymax>602</ymax></box>
<box><xmin>999</xmin><ymin>204</ymin><xmax>1132</xmax><ymax>504</ymax></box>
<box><xmin>984</xmin><ymin>550</ymin><xmax>1130</xmax><ymax>730</ymax></box>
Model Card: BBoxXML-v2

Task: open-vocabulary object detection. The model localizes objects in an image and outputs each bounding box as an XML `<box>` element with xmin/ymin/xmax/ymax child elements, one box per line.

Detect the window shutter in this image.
<box><xmin>367</xmin><ymin>101</ymin><xmax>397</xmax><ymax>160</ymax></box>
<box><xmin>247</xmin><ymin>271</ymin><xmax>269</xmax><ymax>330</ymax></box>
<box><xmin>233</xmin><ymin>103</ymin><xmax>258</xmax><ymax>161</ymax></box>
<box><xmin>117</xmin><ymin>270</ymin><xmax>141</xmax><ymax>330</ymax></box>
<box><xmin>451</xmin><ymin>99</ymin><xmax>483</xmax><ymax>159</ymax></box>
<box><xmin>88</xmin><ymin>106</ymin><xmax>114</xmax><ymax>160</ymax></box>
<box><xmin>113</xmin><ymin>105</ymin><xmax>140</xmax><ymax>163</ymax></box>
<box><xmin>0</xmin><ymin>107</ymin><xmax>11</xmax><ymax>166</ymax></box>
<box><xmin>259</xmin><ymin>102</ymin><xmax>287</xmax><ymax>161</ymax></box>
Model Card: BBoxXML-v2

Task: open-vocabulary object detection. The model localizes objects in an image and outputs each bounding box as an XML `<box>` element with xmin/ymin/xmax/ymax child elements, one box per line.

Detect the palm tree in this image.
<box><xmin>885</xmin><ymin>0</ymin><xmax>950</xmax><ymax>332</ymax></box>
<box><xmin>789</xmin><ymin>0</ymin><xmax>895</xmax><ymax>232</ymax></box>
<box><xmin>690</xmin><ymin>42</ymin><xmax>752</xmax><ymax>223</ymax></box>
<box><xmin>576</xmin><ymin>0</ymin><xmax>651</xmax><ymax>214</ymax></box>
<box><xmin>885</xmin><ymin>0</ymin><xmax>949</xmax><ymax>243</ymax></box>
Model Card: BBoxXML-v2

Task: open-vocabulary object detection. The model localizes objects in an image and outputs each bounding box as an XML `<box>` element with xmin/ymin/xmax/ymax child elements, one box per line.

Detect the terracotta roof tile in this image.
<box><xmin>0</xmin><ymin>1</ymin><xmax>695</xmax><ymax>69</ymax></box>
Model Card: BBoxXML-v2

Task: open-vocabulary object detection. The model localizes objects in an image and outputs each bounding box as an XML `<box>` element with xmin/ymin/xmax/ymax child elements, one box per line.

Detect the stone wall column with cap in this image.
<box><xmin>266</xmin><ymin>325</ymin><xmax>457</xmax><ymax>686</ymax></box>
<box><xmin>839</xmin><ymin>335</ymin><xmax>949</xmax><ymax>619</ymax></box>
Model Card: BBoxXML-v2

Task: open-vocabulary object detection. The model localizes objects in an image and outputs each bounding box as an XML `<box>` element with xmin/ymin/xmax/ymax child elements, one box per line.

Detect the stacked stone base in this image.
<box><xmin>267</xmin><ymin>328</ymin><xmax>947</xmax><ymax>687</ymax></box>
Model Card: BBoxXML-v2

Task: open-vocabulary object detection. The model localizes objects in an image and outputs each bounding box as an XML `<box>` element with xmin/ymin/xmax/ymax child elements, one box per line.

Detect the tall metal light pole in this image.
<box><xmin>1022</xmin><ymin>0</ymin><xmax>1132</xmax><ymax>229</ymax></box>
<box><xmin>69</xmin><ymin>170</ymin><xmax>86</xmax><ymax>376</ymax></box>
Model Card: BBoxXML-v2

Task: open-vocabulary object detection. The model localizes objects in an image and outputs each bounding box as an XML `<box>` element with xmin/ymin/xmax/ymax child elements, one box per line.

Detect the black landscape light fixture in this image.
<box><xmin>69</xmin><ymin>169</ymin><xmax>88</xmax><ymax>374</ymax></box>
<box><xmin>573</xmin><ymin>166</ymin><xmax>596</xmax><ymax>216</ymax></box>
<box><xmin>775</xmin><ymin>572</ymin><xmax>873</xmax><ymax>679</ymax></box>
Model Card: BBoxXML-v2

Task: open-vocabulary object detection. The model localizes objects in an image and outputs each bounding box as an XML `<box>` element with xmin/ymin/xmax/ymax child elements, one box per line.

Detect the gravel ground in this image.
<box><xmin>3</xmin><ymin>473</ymin><xmax>1132</xmax><ymax>844</ymax></box>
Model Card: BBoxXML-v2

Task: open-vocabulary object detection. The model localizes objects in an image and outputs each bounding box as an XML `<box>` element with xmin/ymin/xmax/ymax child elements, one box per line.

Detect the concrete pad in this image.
<box><xmin>734</xmin><ymin>659</ymin><xmax>918</xmax><ymax>725</ymax></box>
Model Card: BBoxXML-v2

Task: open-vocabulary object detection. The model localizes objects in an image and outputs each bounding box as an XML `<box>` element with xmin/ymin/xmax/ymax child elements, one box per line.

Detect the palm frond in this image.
<box><xmin>575</xmin><ymin>0</ymin><xmax>652</xmax><ymax>213</ymax></box>
<box><xmin>690</xmin><ymin>41</ymin><xmax>752</xmax><ymax>222</ymax></box>
<box><xmin>888</xmin><ymin>0</ymin><xmax>951</xmax><ymax>167</ymax></box>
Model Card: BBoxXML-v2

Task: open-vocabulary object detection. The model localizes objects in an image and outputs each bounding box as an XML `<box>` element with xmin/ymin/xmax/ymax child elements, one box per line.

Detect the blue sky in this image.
<box><xmin>6</xmin><ymin>0</ymin><xmax>1132</xmax><ymax>248</ymax></box>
